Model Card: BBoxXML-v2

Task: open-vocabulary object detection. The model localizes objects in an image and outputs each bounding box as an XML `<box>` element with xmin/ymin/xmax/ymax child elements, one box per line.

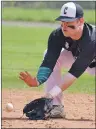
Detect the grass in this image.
<box><xmin>2</xmin><ymin>26</ymin><xmax>53</xmax><ymax>91</ymax></box>
<box><xmin>2</xmin><ymin>8</ymin><xmax>95</xmax><ymax>24</ymax></box>
<box><xmin>2</xmin><ymin>26</ymin><xmax>95</xmax><ymax>94</ymax></box>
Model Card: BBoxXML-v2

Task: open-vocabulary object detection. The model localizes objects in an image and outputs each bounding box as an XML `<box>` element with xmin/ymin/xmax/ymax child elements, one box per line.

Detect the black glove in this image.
<box><xmin>23</xmin><ymin>97</ymin><xmax>53</xmax><ymax>120</ymax></box>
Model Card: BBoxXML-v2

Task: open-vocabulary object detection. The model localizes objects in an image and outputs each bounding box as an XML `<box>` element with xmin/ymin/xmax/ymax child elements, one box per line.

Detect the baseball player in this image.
<box><xmin>19</xmin><ymin>2</ymin><xmax>96</xmax><ymax>118</ymax></box>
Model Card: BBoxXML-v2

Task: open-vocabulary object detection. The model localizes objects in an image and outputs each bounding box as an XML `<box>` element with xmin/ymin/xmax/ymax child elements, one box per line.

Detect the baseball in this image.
<box><xmin>6</xmin><ymin>103</ymin><xmax>13</xmax><ymax>112</ymax></box>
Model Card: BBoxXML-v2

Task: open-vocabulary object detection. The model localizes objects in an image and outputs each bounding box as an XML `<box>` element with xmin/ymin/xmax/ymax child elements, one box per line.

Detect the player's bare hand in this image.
<box><xmin>19</xmin><ymin>71</ymin><xmax>39</xmax><ymax>87</ymax></box>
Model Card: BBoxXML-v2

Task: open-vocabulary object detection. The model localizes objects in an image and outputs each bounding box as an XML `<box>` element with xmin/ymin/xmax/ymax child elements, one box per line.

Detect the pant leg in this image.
<box><xmin>43</xmin><ymin>49</ymin><xmax>75</xmax><ymax>105</ymax></box>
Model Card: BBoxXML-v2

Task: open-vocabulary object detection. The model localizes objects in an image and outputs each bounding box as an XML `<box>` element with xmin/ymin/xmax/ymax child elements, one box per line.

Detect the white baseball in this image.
<box><xmin>6</xmin><ymin>103</ymin><xmax>13</xmax><ymax>112</ymax></box>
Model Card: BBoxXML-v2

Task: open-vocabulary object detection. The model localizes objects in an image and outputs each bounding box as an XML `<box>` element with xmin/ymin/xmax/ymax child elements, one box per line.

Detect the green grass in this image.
<box><xmin>2</xmin><ymin>26</ymin><xmax>95</xmax><ymax>94</ymax></box>
<box><xmin>2</xmin><ymin>26</ymin><xmax>53</xmax><ymax>90</ymax></box>
<box><xmin>2</xmin><ymin>8</ymin><xmax>95</xmax><ymax>24</ymax></box>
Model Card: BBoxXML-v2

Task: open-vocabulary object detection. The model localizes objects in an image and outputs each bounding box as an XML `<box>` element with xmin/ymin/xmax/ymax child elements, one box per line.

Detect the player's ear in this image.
<box><xmin>79</xmin><ymin>17</ymin><xmax>84</xmax><ymax>25</ymax></box>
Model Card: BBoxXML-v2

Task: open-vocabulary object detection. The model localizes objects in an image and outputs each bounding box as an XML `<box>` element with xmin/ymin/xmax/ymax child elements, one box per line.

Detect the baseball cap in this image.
<box><xmin>56</xmin><ymin>2</ymin><xmax>84</xmax><ymax>22</ymax></box>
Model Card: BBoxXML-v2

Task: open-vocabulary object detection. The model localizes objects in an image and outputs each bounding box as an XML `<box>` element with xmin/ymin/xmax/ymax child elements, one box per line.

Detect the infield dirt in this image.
<box><xmin>2</xmin><ymin>89</ymin><xmax>95</xmax><ymax>128</ymax></box>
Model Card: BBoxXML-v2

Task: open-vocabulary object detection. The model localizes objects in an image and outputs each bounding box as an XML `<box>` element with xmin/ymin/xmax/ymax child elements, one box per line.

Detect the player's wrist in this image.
<box><xmin>28</xmin><ymin>77</ymin><xmax>39</xmax><ymax>87</ymax></box>
<box><xmin>35</xmin><ymin>77</ymin><xmax>40</xmax><ymax>86</ymax></box>
<box><xmin>31</xmin><ymin>77</ymin><xmax>39</xmax><ymax>87</ymax></box>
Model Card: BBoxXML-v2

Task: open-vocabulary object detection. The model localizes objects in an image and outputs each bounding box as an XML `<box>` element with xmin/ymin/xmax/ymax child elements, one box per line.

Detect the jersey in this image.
<box><xmin>36</xmin><ymin>22</ymin><xmax>96</xmax><ymax>85</ymax></box>
<box><xmin>41</xmin><ymin>23</ymin><xmax>95</xmax><ymax>77</ymax></box>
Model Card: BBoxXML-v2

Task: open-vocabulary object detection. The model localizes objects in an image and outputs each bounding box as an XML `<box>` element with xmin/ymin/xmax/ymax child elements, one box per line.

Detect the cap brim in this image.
<box><xmin>56</xmin><ymin>16</ymin><xmax>78</xmax><ymax>22</ymax></box>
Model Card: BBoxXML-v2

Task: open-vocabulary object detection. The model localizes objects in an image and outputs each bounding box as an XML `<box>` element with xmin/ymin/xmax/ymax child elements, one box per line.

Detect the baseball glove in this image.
<box><xmin>23</xmin><ymin>97</ymin><xmax>53</xmax><ymax>120</ymax></box>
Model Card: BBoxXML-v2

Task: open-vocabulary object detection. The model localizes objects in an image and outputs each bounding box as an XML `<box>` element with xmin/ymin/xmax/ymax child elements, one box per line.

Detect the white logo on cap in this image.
<box><xmin>60</xmin><ymin>2</ymin><xmax>76</xmax><ymax>18</ymax></box>
<box><xmin>64</xmin><ymin>7</ymin><xmax>68</xmax><ymax>14</ymax></box>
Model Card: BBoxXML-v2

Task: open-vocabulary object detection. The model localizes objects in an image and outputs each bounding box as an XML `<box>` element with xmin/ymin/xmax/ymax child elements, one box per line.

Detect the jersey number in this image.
<box><xmin>64</xmin><ymin>7</ymin><xmax>68</xmax><ymax>14</ymax></box>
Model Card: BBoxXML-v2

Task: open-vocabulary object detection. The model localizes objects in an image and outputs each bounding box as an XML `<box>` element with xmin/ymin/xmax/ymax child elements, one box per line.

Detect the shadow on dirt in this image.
<box><xmin>2</xmin><ymin>117</ymin><xmax>94</xmax><ymax>122</ymax></box>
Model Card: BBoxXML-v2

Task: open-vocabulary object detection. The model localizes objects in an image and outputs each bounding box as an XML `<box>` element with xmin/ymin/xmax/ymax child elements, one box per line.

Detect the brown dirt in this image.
<box><xmin>2</xmin><ymin>89</ymin><xmax>95</xmax><ymax>128</ymax></box>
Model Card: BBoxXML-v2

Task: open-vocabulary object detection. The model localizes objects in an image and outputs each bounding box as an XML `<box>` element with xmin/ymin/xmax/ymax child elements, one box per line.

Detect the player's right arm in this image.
<box><xmin>19</xmin><ymin>30</ymin><xmax>62</xmax><ymax>87</ymax></box>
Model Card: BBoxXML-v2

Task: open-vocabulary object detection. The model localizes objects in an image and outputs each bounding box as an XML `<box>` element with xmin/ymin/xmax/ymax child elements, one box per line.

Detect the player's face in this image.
<box><xmin>61</xmin><ymin>19</ymin><xmax>82</xmax><ymax>37</ymax></box>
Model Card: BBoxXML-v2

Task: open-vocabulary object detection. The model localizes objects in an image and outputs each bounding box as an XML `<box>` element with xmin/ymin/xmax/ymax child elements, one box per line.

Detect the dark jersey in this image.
<box><xmin>41</xmin><ymin>23</ymin><xmax>96</xmax><ymax>78</ymax></box>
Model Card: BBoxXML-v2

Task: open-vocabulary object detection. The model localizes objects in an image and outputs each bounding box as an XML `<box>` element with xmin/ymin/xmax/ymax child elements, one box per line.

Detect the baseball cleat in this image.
<box><xmin>50</xmin><ymin>105</ymin><xmax>65</xmax><ymax>118</ymax></box>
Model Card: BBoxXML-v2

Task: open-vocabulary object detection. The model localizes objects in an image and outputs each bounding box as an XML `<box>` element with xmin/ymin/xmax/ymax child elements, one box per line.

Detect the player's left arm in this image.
<box><xmin>47</xmin><ymin>41</ymin><xmax>96</xmax><ymax>97</ymax></box>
